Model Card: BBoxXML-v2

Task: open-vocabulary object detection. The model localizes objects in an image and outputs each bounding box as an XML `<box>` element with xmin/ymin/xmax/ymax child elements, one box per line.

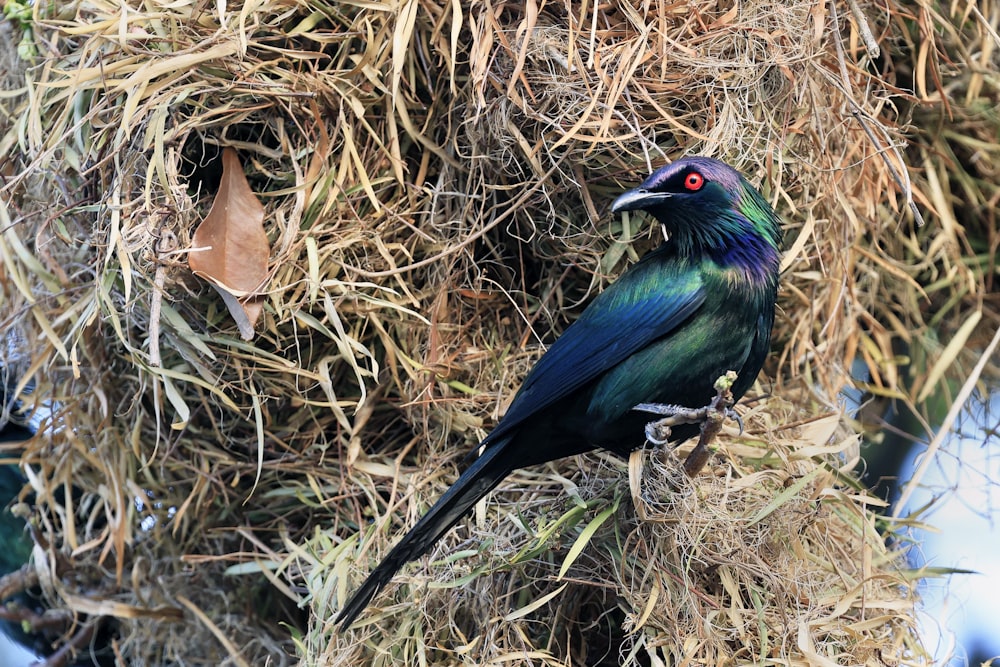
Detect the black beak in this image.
<box><xmin>610</xmin><ymin>188</ymin><xmax>673</xmax><ymax>213</ymax></box>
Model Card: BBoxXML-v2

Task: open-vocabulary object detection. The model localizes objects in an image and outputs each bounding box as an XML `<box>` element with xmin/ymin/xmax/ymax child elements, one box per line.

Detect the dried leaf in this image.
<box><xmin>189</xmin><ymin>147</ymin><xmax>269</xmax><ymax>340</ymax></box>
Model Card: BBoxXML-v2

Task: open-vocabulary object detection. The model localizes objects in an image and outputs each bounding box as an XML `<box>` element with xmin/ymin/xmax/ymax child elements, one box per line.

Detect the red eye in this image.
<box><xmin>684</xmin><ymin>171</ymin><xmax>704</xmax><ymax>191</ymax></box>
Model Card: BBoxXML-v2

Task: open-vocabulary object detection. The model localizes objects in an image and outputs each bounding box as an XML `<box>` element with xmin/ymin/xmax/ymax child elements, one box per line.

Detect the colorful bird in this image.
<box><xmin>336</xmin><ymin>156</ymin><xmax>783</xmax><ymax>628</ymax></box>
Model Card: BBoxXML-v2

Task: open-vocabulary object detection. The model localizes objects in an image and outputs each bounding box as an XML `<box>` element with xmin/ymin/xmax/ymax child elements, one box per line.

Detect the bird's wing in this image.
<box><xmin>484</xmin><ymin>266</ymin><xmax>705</xmax><ymax>445</ymax></box>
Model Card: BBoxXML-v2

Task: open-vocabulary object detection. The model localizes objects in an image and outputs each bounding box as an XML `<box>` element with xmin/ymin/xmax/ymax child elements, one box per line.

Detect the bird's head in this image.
<box><xmin>612</xmin><ymin>157</ymin><xmax>782</xmax><ymax>283</ymax></box>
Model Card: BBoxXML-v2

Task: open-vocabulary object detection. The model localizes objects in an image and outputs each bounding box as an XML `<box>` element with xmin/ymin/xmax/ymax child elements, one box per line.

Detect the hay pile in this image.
<box><xmin>0</xmin><ymin>0</ymin><xmax>996</xmax><ymax>664</ymax></box>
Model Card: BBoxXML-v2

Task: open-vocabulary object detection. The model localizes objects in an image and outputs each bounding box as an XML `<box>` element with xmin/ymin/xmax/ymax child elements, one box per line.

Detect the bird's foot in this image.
<box><xmin>633</xmin><ymin>371</ymin><xmax>741</xmax><ymax>477</ymax></box>
<box><xmin>635</xmin><ymin>403</ymin><xmax>711</xmax><ymax>447</ymax></box>
<box><xmin>633</xmin><ymin>402</ymin><xmax>693</xmax><ymax>418</ymax></box>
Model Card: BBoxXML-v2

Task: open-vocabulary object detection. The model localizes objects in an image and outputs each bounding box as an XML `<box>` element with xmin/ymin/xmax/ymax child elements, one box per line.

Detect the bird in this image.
<box><xmin>336</xmin><ymin>156</ymin><xmax>783</xmax><ymax>629</ymax></box>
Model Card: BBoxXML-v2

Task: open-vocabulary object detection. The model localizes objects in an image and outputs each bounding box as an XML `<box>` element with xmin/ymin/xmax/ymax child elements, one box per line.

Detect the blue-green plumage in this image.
<box><xmin>336</xmin><ymin>156</ymin><xmax>783</xmax><ymax>628</ymax></box>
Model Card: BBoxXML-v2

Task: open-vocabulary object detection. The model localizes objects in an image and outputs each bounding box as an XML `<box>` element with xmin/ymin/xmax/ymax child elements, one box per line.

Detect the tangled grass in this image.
<box><xmin>0</xmin><ymin>0</ymin><xmax>996</xmax><ymax>664</ymax></box>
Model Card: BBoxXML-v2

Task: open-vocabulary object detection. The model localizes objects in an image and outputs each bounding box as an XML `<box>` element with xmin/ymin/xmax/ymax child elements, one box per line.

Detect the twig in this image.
<box><xmin>845</xmin><ymin>0</ymin><xmax>880</xmax><ymax>60</ymax></box>
<box><xmin>39</xmin><ymin>620</ymin><xmax>100</xmax><ymax>667</ymax></box>
<box><xmin>0</xmin><ymin>564</ymin><xmax>38</xmax><ymax>601</ymax></box>
<box><xmin>893</xmin><ymin>323</ymin><xmax>1000</xmax><ymax>518</ymax></box>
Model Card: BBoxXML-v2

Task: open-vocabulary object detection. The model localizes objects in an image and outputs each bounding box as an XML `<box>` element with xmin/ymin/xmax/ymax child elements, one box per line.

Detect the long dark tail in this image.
<box><xmin>336</xmin><ymin>437</ymin><xmax>516</xmax><ymax>629</ymax></box>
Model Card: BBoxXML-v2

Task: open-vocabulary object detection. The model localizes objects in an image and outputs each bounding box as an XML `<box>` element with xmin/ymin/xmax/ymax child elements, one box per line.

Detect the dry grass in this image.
<box><xmin>0</xmin><ymin>0</ymin><xmax>996</xmax><ymax>664</ymax></box>
<box><xmin>315</xmin><ymin>389</ymin><xmax>923</xmax><ymax>665</ymax></box>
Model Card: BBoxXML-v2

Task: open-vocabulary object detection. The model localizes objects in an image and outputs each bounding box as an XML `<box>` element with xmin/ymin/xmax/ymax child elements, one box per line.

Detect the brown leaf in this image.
<box><xmin>189</xmin><ymin>147</ymin><xmax>269</xmax><ymax>340</ymax></box>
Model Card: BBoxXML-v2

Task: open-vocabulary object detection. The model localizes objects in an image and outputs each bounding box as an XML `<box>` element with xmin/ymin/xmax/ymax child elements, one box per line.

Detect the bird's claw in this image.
<box><xmin>634</xmin><ymin>372</ymin><xmax>742</xmax><ymax>477</ymax></box>
<box><xmin>645</xmin><ymin>420</ymin><xmax>672</xmax><ymax>445</ymax></box>
<box><xmin>728</xmin><ymin>408</ymin><xmax>744</xmax><ymax>435</ymax></box>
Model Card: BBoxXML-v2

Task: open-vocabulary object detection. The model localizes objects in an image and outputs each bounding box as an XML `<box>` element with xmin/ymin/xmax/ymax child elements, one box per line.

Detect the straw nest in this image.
<box><xmin>0</xmin><ymin>0</ymin><xmax>997</xmax><ymax>665</ymax></box>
